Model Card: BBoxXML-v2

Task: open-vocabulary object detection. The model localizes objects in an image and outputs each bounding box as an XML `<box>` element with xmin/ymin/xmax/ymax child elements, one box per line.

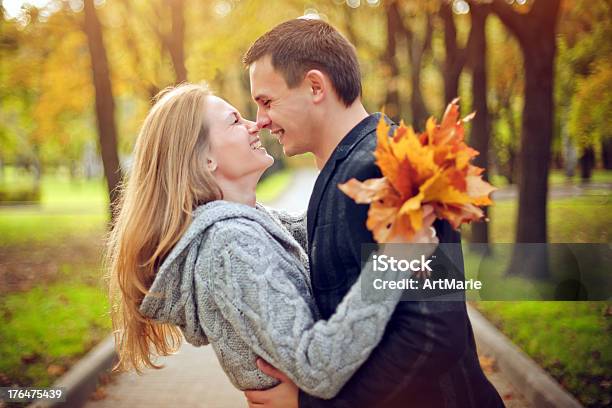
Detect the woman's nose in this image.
<box><xmin>246</xmin><ymin>120</ymin><xmax>259</xmax><ymax>134</ymax></box>
<box><xmin>256</xmin><ymin>109</ymin><xmax>271</xmax><ymax>129</ymax></box>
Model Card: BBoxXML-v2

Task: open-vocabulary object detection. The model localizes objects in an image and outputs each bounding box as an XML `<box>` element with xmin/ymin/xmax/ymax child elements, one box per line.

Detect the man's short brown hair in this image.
<box><xmin>243</xmin><ymin>19</ymin><xmax>362</xmax><ymax>107</ymax></box>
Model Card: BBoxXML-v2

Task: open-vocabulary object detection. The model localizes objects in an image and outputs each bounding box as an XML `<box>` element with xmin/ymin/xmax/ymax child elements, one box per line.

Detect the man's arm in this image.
<box><xmin>299</xmin><ymin>215</ymin><xmax>469</xmax><ymax>408</ymax></box>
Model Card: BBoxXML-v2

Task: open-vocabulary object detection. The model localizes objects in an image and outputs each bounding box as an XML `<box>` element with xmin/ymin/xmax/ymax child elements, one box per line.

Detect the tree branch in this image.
<box><xmin>489</xmin><ymin>0</ymin><xmax>528</xmax><ymax>45</ymax></box>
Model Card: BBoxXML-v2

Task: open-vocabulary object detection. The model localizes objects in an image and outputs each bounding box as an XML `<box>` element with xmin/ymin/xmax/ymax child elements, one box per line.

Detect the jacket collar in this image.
<box><xmin>307</xmin><ymin>113</ymin><xmax>384</xmax><ymax>243</ymax></box>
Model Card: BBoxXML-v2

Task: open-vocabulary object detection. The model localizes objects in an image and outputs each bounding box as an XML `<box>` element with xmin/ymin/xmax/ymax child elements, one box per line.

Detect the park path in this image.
<box><xmin>85</xmin><ymin>168</ymin><xmax>528</xmax><ymax>408</ymax></box>
<box><xmin>492</xmin><ymin>181</ymin><xmax>611</xmax><ymax>201</ymax></box>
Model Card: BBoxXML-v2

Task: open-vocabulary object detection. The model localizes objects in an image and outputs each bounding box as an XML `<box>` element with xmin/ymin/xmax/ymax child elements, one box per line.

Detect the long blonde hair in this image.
<box><xmin>106</xmin><ymin>83</ymin><xmax>222</xmax><ymax>373</ymax></box>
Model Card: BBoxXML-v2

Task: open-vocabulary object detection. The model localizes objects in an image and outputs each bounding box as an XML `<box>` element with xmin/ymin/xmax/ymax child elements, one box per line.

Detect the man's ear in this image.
<box><xmin>304</xmin><ymin>69</ymin><xmax>326</xmax><ymax>104</ymax></box>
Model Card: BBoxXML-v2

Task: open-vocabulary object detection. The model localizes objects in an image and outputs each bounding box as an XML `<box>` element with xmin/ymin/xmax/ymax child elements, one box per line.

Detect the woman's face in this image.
<box><xmin>204</xmin><ymin>95</ymin><xmax>274</xmax><ymax>181</ymax></box>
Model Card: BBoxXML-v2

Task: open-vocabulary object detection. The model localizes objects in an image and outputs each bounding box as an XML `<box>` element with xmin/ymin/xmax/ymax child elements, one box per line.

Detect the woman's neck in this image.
<box><xmin>215</xmin><ymin>174</ymin><xmax>259</xmax><ymax>207</ymax></box>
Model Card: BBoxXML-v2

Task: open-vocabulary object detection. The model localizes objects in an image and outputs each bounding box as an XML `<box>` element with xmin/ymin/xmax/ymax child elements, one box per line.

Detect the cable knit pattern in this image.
<box><xmin>260</xmin><ymin>204</ymin><xmax>308</xmax><ymax>253</ymax></box>
<box><xmin>139</xmin><ymin>200</ymin><xmax>404</xmax><ymax>399</ymax></box>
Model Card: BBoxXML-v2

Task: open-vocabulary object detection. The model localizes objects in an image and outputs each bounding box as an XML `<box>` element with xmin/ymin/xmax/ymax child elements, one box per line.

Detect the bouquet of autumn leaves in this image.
<box><xmin>338</xmin><ymin>99</ymin><xmax>496</xmax><ymax>243</ymax></box>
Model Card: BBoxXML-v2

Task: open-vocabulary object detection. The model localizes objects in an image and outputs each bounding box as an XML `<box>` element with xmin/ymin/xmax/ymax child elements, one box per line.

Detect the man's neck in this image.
<box><xmin>313</xmin><ymin>101</ymin><xmax>369</xmax><ymax>170</ymax></box>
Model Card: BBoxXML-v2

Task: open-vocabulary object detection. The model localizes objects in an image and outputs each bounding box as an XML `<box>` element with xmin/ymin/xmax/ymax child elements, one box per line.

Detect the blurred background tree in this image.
<box><xmin>1</xmin><ymin>2</ymin><xmax>610</xmax><ymax>405</ymax></box>
<box><xmin>0</xmin><ymin>0</ymin><xmax>610</xmax><ymax>242</ymax></box>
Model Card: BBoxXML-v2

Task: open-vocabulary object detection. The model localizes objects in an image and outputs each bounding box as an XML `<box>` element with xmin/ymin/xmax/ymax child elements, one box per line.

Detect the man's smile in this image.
<box><xmin>271</xmin><ymin>128</ymin><xmax>285</xmax><ymax>143</ymax></box>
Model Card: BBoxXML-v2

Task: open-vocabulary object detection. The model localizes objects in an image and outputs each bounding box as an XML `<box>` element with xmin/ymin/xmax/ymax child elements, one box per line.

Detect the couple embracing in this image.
<box><xmin>108</xmin><ymin>19</ymin><xmax>504</xmax><ymax>408</ymax></box>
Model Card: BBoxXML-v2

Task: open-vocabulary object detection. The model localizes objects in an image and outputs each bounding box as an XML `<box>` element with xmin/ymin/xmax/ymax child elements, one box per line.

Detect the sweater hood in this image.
<box><xmin>138</xmin><ymin>200</ymin><xmax>296</xmax><ymax>346</ymax></box>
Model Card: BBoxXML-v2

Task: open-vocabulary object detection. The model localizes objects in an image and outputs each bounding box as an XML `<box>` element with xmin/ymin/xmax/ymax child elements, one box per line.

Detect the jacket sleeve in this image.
<box><xmin>299</xmin><ymin>217</ymin><xmax>469</xmax><ymax>408</ymax></box>
<box><xmin>208</xmin><ymin>220</ymin><xmax>406</xmax><ymax>399</ymax></box>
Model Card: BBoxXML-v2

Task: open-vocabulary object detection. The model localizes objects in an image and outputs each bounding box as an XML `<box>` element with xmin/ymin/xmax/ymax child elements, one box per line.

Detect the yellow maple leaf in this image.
<box><xmin>338</xmin><ymin>100</ymin><xmax>496</xmax><ymax>242</ymax></box>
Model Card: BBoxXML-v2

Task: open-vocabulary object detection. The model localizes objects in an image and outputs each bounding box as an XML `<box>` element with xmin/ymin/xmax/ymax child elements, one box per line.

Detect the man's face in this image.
<box><xmin>249</xmin><ymin>56</ymin><xmax>314</xmax><ymax>157</ymax></box>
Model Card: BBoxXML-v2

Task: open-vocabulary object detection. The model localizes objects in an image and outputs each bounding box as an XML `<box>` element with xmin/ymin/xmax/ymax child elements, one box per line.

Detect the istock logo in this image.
<box><xmin>372</xmin><ymin>254</ymin><xmax>433</xmax><ymax>273</ymax></box>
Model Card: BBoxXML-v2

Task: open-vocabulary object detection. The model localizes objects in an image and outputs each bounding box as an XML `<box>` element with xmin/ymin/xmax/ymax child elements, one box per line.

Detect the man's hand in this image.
<box><xmin>244</xmin><ymin>359</ymin><xmax>298</xmax><ymax>408</ymax></box>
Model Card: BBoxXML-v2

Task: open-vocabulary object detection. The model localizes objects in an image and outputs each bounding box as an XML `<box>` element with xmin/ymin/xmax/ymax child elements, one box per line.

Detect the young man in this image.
<box><xmin>243</xmin><ymin>19</ymin><xmax>504</xmax><ymax>408</ymax></box>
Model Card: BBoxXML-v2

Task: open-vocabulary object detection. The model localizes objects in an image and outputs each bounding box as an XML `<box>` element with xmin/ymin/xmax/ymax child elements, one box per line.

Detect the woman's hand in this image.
<box><xmin>387</xmin><ymin>204</ymin><xmax>439</xmax><ymax>244</ymax></box>
<box><xmin>385</xmin><ymin>204</ymin><xmax>439</xmax><ymax>279</ymax></box>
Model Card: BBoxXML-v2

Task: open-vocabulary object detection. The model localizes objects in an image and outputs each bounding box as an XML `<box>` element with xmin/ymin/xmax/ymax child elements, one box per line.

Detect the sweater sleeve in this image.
<box><xmin>208</xmin><ymin>220</ymin><xmax>407</xmax><ymax>399</ymax></box>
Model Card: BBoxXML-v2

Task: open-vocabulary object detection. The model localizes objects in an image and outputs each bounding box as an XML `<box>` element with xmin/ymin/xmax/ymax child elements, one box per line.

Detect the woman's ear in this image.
<box><xmin>304</xmin><ymin>69</ymin><xmax>326</xmax><ymax>104</ymax></box>
<box><xmin>207</xmin><ymin>158</ymin><xmax>217</xmax><ymax>172</ymax></box>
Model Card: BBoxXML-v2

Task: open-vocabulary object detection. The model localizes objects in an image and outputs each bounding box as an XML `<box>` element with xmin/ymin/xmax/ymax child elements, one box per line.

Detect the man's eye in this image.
<box><xmin>263</xmin><ymin>100</ymin><xmax>271</xmax><ymax>107</ymax></box>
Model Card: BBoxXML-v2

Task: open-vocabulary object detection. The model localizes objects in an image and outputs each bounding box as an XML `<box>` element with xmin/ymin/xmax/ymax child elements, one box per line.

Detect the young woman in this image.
<box><xmin>107</xmin><ymin>83</ymin><xmax>437</xmax><ymax>399</ymax></box>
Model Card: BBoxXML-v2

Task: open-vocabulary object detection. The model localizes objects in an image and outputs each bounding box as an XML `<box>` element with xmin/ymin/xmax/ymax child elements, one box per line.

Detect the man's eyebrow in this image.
<box><xmin>253</xmin><ymin>94</ymin><xmax>268</xmax><ymax>102</ymax></box>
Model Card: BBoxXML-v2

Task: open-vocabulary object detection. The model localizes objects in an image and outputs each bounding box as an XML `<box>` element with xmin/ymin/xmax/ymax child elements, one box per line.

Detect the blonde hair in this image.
<box><xmin>106</xmin><ymin>83</ymin><xmax>222</xmax><ymax>373</ymax></box>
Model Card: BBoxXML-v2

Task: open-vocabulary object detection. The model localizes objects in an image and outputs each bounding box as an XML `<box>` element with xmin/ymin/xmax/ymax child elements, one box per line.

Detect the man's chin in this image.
<box><xmin>282</xmin><ymin>145</ymin><xmax>303</xmax><ymax>157</ymax></box>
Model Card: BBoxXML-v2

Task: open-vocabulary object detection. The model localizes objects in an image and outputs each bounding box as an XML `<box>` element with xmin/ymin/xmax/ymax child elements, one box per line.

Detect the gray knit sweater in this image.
<box><xmin>139</xmin><ymin>200</ymin><xmax>404</xmax><ymax>399</ymax></box>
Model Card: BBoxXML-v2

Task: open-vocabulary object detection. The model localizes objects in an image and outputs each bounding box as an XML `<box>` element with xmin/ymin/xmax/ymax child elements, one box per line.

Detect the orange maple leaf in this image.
<box><xmin>338</xmin><ymin>100</ymin><xmax>496</xmax><ymax>242</ymax></box>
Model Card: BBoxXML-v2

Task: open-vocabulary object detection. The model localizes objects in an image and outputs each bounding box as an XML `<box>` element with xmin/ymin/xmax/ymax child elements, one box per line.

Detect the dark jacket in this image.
<box><xmin>299</xmin><ymin>113</ymin><xmax>505</xmax><ymax>408</ymax></box>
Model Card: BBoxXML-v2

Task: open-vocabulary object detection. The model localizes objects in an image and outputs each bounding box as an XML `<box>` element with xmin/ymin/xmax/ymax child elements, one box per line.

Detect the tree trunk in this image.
<box><xmin>506</xmin><ymin>46</ymin><xmax>556</xmax><ymax>279</ymax></box>
<box><xmin>515</xmin><ymin>42</ymin><xmax>556</xmax><ymax>245</ymax></box>
<box><xmin>562</xmin><ymin>106</ymin><xmax>577</xmax><ymax>177</ymax></box>
<box><xmin>384</xmin><ymin>1</ymin><xmax>402</xmax><ymax>121</ymax></box>
<box><xmin>240</xmin><ymin>69</ymin><xmax>256</xmax><ymax>120</ymax></box>
<box><xmin>404</xmin><ymin>12</ymin><xmax>432</xmax><ymax>130</ymax></box>
<box><xmin>579</xmin><ymin>146</ymin><xmax>595</xmax><ymax>181</ymax></box>
<box><xmin>504</xmin><ymin>104</ymin><xmax>519</xmax><ymax>184</ymax></box>
<box><xmin>491</xmin><ymin>0</ymin><xmax>561</xmax><ymax>279</ymax></box>
<box><xmin>166</xmin><ymin>0</ymin><xmax>187</xmax><ymax>83</ymax></box>
<box><xmin>32</xmin><ymin>146</ymin><xmax>42</xmax><ymax>189</ymax></box>
<box><xmin>342</xmin><ymin>5</ymin><xmax>359</xmax><ymax>50</ymax></box>
<box><xmin>507</xmin><ymin>149</ymin><xmax>517</xmax><ymax>185</ymax></box>
<box><xmin>440</xmin><ymin>2</ymin><xmax>468</xmax><ymax>105</ymax></box>
<box><xmin>118</xmin><ymin>0</ymin><xmax>160</xmax><ymax>100</ymax></box>
<box><xmin>602</xmin><ymin>138</ymin><xmax>612</xmax><ymax>170</ymax></box>
<box><xmin>83</xmin><ymin>0</ymin><xmax>122</xmax><ymax>221</ymax></box>
<box><xmin>467</xmin><ymin>2</ymin><xmax>491</xmax><ymax>250</ymax></box>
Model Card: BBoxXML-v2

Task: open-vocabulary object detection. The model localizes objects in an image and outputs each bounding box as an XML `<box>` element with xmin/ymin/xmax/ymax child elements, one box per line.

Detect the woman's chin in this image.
<box><xmin>262</xmin><ymin>152</ymin><xmax>275</xmax><ymax>169</ymax></box>
<box><xmin>252</xmin><ymin>154</ymin><xmax>275</xmax><ymax>179</ymax></box>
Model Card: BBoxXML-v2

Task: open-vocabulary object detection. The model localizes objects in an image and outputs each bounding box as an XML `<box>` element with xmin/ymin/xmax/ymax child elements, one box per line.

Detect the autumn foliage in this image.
<box><xmin>338</xmin><ymin>99</ymin><xmax>496</xmax><ymax>242</ymax></box>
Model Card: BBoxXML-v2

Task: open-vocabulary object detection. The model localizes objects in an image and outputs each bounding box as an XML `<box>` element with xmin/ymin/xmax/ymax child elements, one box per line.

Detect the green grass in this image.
<box><xmin>39</xmin><ymin>177</ymin><xmax>108</xmax><ymax>211</ymax></box>
<box><xmin>256</xmin><ymin>169</ymin><xmax>293</xmax><ymax>204</ymax></box>
<box><xmin>468</xmin><ymin>192</ymin><xmax>612</xmax><ymax>243</ymax></box>
<box><xmin>489</xmin><ymin>169</ymin><xmax>612</xmax><ymax>189</ymax></box>
<box><xmin>474</xmin><ymin>302</ymin><xmax>611</xmax><ymax>407</ymax></box>
<box><xmin>549</xmin><ymin>169</ymin><xmax>612</xmax><ymax>185</ymax></box>
<box><xmin>0</xmin><ymin>168</ymin><xmax>293</xmax><ymax>246</ymax></box>
<box><xmin>1</xmin><ymin>167</ymin><xmax>107</xmax><ymax>207</ymax></box>
<box><xmin>0</xmin><ymin>171</ymin><xmax>109</xmax><ymax>246</ymax></box>
<box><xmin>0</xmin><ymin>277</ymin><xmax>111</xmax><ymax>387</ymax></box>
<box><xmin>465</xmin><ymin>193</ymin><xmax>612</xmax><ymax>407</ymax></box>
<box><xmin>0</xmin><ymin>211</ymin><xmax>107</xmax><ymax>246</ymax></box>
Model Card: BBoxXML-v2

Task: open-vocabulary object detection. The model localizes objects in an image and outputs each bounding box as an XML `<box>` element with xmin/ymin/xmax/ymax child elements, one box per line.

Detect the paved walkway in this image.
<box><xmin>85</xmin><ymin>168</ymin><xmax>528</xmax><ymax>407</ymax></box>
<box><xmin>492</xmin><ymin>181</ymin><xmax>611</xmax><ymax>201</ymax></box>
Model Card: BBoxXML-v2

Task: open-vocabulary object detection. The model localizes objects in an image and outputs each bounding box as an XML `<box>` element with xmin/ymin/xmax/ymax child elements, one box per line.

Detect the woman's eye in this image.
<box><xmin>233</xmin><ymin>113</ymin><xmax>240</xmax><ymax>124</ymax></box>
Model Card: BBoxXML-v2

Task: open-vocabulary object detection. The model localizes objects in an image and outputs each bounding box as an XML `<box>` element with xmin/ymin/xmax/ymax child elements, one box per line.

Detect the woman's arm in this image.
<box><xmin>208</xmin><ymin>220</ymin><xmax>408</xmax><ymax>399</ymax></box>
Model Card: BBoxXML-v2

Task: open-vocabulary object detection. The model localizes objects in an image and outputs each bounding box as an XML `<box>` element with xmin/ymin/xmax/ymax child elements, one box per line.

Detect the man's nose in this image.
<box><xmin>256</xmin><ymin>108</ymin><xmax>271</xmax><ymax>129</ymax></box>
